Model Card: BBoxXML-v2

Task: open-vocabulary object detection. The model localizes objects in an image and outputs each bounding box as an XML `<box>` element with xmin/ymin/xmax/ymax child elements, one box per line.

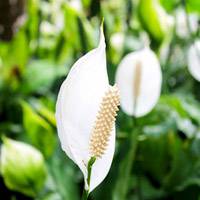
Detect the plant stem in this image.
<box><xmin>133</xmin><ymin>99</ymin><xmax>143</xmax><ymax>200</ymax></box>
<box><xmin>112</xmin><ymin>96</ymin><xmax>140</xmax><ymax>200</ymax></box>
<box><xmin>81</xmin><ymin>189</ymin><xmax>89</xmax><ymax>200</ymax></box>
<box><xmin>112</xmin><ymin>126</ymin><xmax>139</xmax><ymax>200</ymax></box>
<box><xmin>136</xmin><ymin>168</ymin><xmax>143</xmax><ymax>200</ymax></box>
<box><xmin>132</xmin><ymin>117</ymin><xmax>143</xmax><ymax>200</ymax></box>
<box><xmin>81</xmin><ymin>157</ymin><xmax>96</xmax><ymax>200</ymax></box>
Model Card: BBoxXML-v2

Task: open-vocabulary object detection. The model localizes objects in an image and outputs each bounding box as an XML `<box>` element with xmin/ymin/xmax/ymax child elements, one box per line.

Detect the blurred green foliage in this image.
<box><xmin>0</xmin><ymin>0</ymin><xmax>200</xmax><ymax>199</ymax></box>
<box><xmin>1</xmin><ymin>138</ymin><xmax>47</xmax><ymax>197</ymax></box>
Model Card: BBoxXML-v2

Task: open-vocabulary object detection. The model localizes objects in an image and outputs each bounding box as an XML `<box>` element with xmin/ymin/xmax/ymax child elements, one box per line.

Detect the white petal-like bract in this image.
<box><xmin>55</xmin><ymin>27</ymin><xmax>116</xmax><ymax>192</ymax></box>
<box><xmin>116</xmin><ymin>47</ymin><xmax>162</xmax><ymax>117</ymax></box>
<box><xmin>187</xmin><ymin>40</ymin><xmax>200</xmax><ymax>81</ymax></box>
<box><xmin>175</xmin><ymin>9</ymin><xmax>198</xmax><ymax>38</ymax></box>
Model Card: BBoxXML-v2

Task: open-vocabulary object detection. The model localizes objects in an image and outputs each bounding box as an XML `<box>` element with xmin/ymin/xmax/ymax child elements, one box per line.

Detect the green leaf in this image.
<box><xmin>139</xmin><ymin>122</ymin><xmax>174</xmax><ymax>185</ymax></box>
<box><xmin>159</xmin><ymin>131</ymin><xmax>200</xmax><ymax>194</ymax></box>
<box><xmin>112</xmin><ymin>129</ymin><xmax>139</xmax><ymax>200</ymax></box>
<box><xmin>46</xmin><ymin>150</ymin><xmax>80</xmax><ymax>200</ymax></box>
<box><xmin>21</xmin><ymin>101</ymin><xmax>56</xmax><ymax>157</ymax></box>
<box><xmin>138</xmin><ymin>0</ymin><xmax>172</xmax><ymax>46</ymax></box>
<box><xmin>2</xmin><ymin>30</ymin><xmax>29</xmax><ymax>71</ymax></box>
<box><xmin>21</xmin><ymin>60</ymin><xmax>65</xmax><ymax>94</ymax></box>
<box><xmin>186</xmin><ymin>0</ymin><xmax>200</xmax><ymax>13</ymax></box>
<box><xmin>160</xmin><ymin>0</ymin><xmax>179</xmax><ymax>12</ymax></box>
<box><xmin>26</xmin><ymin>0</ymin><xmax>40</xmax><ymax>53</ymax></box>
<box><xmin>33</xmin><ymin>100</ymin><xmax>56</xmax><ymax>127</ymax></box>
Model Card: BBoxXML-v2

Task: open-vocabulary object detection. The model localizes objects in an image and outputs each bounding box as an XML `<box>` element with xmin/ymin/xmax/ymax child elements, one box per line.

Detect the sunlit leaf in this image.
<box><xmin>21</xmin><ymin>101</ymin><xmax>56</xmax><ymax>157</ymax></box>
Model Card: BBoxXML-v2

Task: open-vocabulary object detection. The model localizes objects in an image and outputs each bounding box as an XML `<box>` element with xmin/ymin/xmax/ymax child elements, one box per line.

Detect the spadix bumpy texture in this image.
<box><xmin>187</xmin><ymin>40</ymin><xmax>200</xmax><ymax>82</ymax></box>
<box><xmin>116</xmin><ymin>47</ymin><xmax>162</xmax><ymax>117</ymax></box>
<box><xmin>90</xmin><ymin>85</ymin><xmax>120</xmax><ymax>158</ymax></box>
<box><xmin>55</xmin><ymin>27</ymin><xmax>119</xmax><ymax>192</ymax></box>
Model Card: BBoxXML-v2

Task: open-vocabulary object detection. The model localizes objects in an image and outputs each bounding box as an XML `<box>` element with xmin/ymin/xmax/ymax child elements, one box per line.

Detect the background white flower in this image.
<box><xmin>175</xmin><ymin>8</ymin><xmax>199</xmax><ymax>38</ymax></box>
<box><xmin>116</xmin><ymin>47</ymin><xmax>162</xmax><ymax>117</ymax></box>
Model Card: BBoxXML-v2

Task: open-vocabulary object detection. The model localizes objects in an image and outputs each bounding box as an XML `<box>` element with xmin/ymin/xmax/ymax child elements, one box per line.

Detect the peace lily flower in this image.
<box><xmin>175</xmin><ymin>8</ymin><xmax>199</xmax><ymax>39</ymax></box>
<box><xmin>55</xmin><ymin>26</ymin><xmax>120</xmax><ymax>195</ymax></box>
<box><xmin>116</xmin><ymin>47</ymin><xmax>162</xmax><ymax>117</ymax></box>
<box><xmin>187</xmin><ymin>40</ymin><xmax>200</xmax><ymax>81</ymax></box>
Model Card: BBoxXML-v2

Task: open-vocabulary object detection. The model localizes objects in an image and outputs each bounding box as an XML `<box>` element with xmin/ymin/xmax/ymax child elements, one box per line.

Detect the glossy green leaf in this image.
<box><xmin>21</xmin><ymin>101</ymin><xmax>56</xmax><ymax>157</ymax></box>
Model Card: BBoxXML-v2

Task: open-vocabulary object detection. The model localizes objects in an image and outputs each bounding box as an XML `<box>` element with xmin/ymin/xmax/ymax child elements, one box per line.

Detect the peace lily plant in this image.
<box><xmin>116</xmin><ymin>46</ymin><xmax>162</xmax><ymax>117</ymax></box>
<box><xmin>114</xmin><ymin>45</ymin><xmax>162</xmax><ymax>199</ymax></box>
<box><xmin>55</xmin><ymin>25</ymin><xmax>120</xmax><ymax>199</ymax></box>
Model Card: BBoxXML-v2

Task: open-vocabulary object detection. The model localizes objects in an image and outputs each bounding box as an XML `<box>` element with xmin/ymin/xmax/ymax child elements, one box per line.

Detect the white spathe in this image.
<box><xmin>116</xmin><ymin>47</ymin><xmax>162</xmax><ymax>117</ymax></box>
<box><xmin>175</xmin><ymin>9</ymin><xmax>199</xmax><ymax>38</ymax></box>
<box><xmin>187</xmin><ymin>40</ymin><xmax>200</xmax><ymax>81</ymax></box>
<box><xmin>55</xmin><ymin>27</ymin><xmax>115</xmax><ymax>192</ymax></box>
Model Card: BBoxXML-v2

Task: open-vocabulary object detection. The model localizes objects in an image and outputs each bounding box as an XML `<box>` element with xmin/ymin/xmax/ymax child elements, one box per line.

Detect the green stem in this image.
<box><xmin>81</xmin><ymin>157</ymin><xmax>96</xmax><ymax>200</ymax></box>
<box><xmin>136</xmin><ymin>168</ymin><xmax>143</xmax><ymax>200</ymax></box>
<box><xmin>127</xmin><ymin>129</ymin><xmax>140</xmax><ymax>198</ymax></box>
<box><xmin>112</xmin><ymin>102</ymin><xmax>140</xmax><ymax>200</ymax></box>
<box><xmin>113</xmin><ymin>128</ymin><xmax>139</xmax><ymax>200</ymax></box>
<box><xmin>133</xmin><ymin>100</ymin><xmax>143</xmax><ymax>200</ymax></box>
<box><xmin>132</xmin><ymin>117</ymin><xmax>143</xmax><ymax>200</ymax></box>
<box><xmin>81</xmin><ymin>189</ymin><xmax>89</xmax><ymax>200</ymax></box>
